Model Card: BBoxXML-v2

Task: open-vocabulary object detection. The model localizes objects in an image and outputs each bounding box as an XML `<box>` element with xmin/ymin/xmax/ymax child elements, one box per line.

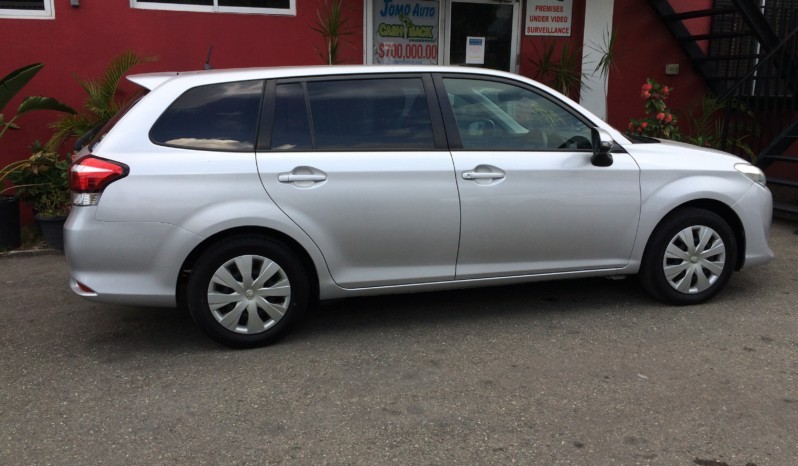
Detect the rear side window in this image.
<box><xmin>304</xmin><ymin>78</ymin><xmax>434</xmax><ymax>150</ymax></box>
<box><xmin>150</xmin><ymin>80</ymin><xmax>264</xmax><ymax>151</ymax></box>
<box><xmin>271</xmin><ymin>83</ymin><xmax>313</xmax><ymax>151</ymax></box>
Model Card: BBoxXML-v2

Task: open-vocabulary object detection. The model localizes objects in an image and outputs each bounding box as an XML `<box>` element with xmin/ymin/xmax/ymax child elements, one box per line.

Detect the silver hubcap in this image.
<box><xmin>207</xmin><ymin>255</ymin><xmax>291</xmax><ymax>334</ymax></box>
<box><xmin>663</xmin><ymin>225</ymin><xmax>726</xmax><ymax>294</ymax></box>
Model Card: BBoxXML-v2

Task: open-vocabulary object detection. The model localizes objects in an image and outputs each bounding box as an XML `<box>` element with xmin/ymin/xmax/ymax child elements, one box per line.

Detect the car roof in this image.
<box><xmin>127</xmin><ymin>65</ymin><xmax>524</xmax><ymax>90</ymax></box>
<box><xmin>124</xmin><ymin>64</ymin><xmax>633</xmax><ymax>146</ymax></box>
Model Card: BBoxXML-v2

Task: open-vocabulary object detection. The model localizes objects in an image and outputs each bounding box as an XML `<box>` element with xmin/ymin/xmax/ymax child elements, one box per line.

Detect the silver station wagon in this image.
<box><xmin>65</xmin><ymin>66</ymin><xmax>774</xmax><ymax>347</ymax></box>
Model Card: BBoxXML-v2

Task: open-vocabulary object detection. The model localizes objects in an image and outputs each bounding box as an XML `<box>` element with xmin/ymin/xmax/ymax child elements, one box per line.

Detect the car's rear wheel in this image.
<box><xmin>187</xmin><ymin>236</ymin><xmax>309</xmax><ymax>348</ymax></box>
<box><xmin>639</xmin><ymin>208</ymin><xmax>737</xmax><ymax>305</ymax></box>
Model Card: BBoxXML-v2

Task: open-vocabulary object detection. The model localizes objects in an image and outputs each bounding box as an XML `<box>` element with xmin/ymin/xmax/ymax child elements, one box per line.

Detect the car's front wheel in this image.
<box><xmin>639</xmin><ymin>208</ymin><xmax>737</xmax><ymax>305</ymax></box>
<box><xmin>186</xmin><ymin>236</ymin><xmax>309</xmax><ymax>348</ymax></box>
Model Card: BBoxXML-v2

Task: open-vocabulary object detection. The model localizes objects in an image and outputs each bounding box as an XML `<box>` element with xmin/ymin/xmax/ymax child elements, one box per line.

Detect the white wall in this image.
<box><xmin>580</xmin><ymin>0</ymin><xmax>615</xmax><ymax>120</ymax></box>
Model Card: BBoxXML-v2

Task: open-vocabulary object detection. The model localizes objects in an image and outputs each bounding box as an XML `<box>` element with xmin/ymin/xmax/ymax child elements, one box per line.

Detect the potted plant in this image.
<box><xmin>3</xmin><ymin>143</ymin><xmax>70</xmax><ymax>250</ymax></box>
<box><xmin>1</xmin><ymin>63</ymin><xmax>75</xmax><ymax>250</ymax></box>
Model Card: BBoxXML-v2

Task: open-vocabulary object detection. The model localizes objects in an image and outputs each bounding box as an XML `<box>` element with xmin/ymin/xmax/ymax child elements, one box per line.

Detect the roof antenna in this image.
<box><xmin>204</xmin><ymin>46</ymin><xmax>213</xmax><ymax>70</ymax></box>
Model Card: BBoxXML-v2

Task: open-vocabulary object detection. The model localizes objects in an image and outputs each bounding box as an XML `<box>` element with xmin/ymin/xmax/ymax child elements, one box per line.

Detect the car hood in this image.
<box><xmin>622</xmin><ymin>137</ymin><xmax>749</xmax><ymax>171</ymax></box>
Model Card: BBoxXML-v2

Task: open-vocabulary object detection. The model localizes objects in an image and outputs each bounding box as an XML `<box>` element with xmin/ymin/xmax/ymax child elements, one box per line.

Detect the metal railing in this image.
<box><xmin>717</xmin><ymin>25</ymin><xmax>798</xmax><ymax>162</ymax></box>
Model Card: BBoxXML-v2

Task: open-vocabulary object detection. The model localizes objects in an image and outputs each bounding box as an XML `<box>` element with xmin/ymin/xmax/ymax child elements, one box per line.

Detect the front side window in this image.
<box><xmin>305</xmin><ymin>78</ymin><xmax>435</xmax><ymax>150</ymax></box>
<box><xmin>0</xmin><ymin>0</ymin><xmax>53</xmax><ymax>18</ymax></box>
<box><xmin>132</xmin><ymin>0</ymin><xmax>294</xmax><ymax>15</ymax></box>
<box><xmin>443</xmin><ymin>78</ymin><xmax>592</xmax><ymax>151</ymax></box>
<box><xmin>150</xmin><ymin>80</ymin><xmax>264</xmax><ymax>151</ymax></box>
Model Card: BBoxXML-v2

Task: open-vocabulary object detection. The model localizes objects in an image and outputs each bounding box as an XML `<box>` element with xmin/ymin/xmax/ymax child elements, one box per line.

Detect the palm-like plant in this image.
<box><xmin>528</xmin><ymin>40</ymin><xmax>587</xmax><ymax>100</ymax></box>
<box><xmin>312</xmin><ymin>0</ymin><xmax>353</xmax><ymax>65</ymax></box>
<box><xmin>1</xmin><ymin>64</ymin><xmax>75</xmax><ymax>142</ymax></box>
<box><xmin>46</xmin><ymin>51</ymin><xmax>156</xmax><ymax>151</ymax></box>
<box><xmin>683</xmin><ymin>95</ymin><xmax>757</xmax><ymax>161</ymax></box>
<box><xmin>585</xmin><ymin>27</ymin><xmax>619</xmax><ymax>120</ymax></box>
<box><xmin>2</xmin><ymin>64</ymin><xmax>75</xmax><ymax>197</ymax></box>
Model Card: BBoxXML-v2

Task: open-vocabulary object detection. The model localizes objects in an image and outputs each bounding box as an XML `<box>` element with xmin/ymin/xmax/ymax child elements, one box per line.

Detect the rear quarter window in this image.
<box><xmin>150</xmin><ymin>80</ymin><xmax>265</xmax><ymax>151</ymax></box>
<box><xmin>304</xmin><ymin>78</ymin><xmax>435</xmax><ymax>150</ymax></box>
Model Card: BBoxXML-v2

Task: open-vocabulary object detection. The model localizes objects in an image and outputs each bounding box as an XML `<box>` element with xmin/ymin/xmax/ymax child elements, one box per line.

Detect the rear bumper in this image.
<box><xmin>65</xmin><ymin>207</ymin><xmax>201</xmax><ymax>307</ymax></box>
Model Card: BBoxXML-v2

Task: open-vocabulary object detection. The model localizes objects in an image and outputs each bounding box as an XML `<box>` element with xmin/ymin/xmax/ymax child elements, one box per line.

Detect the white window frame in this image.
<box><xmin>0</xmin><ymin>0</ymin><xmax>54</xmax><ymax>19</ymax></box>
<box><xmin>130</xmin><ymin>0</ymin><xmax>295</xmax><ymax>16</ymax></box>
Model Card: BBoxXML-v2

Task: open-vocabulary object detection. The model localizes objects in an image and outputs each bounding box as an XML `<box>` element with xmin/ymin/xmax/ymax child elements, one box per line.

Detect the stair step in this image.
<box><xmin>773</xmin><ymin>201</ymin><xmax>798</xmax><ymax>214</ymax></box>
<box><xmin>706</xmin><ymin>74</ymin><xmax>783</xmax><ymax>82</ymax></box>
<box><xmin>684</xmin><ymin>31</ymin><xmax>752</xmax><ymax>41</ymax></box>
<box><xmin>760</xmin><ymin>155</ymin><xmax>798</xmax><ymax>163</ymax></box>
<box><xmin>767</xmin><ymin>177</ymin><xmax>798</xmax><ymax>188</ymax></box>
<box><xmin>661</xmin><ymin>8</ymin><xmax>737</xmax><ymax>21</ymax></box>
<box><xmin>695</xmin><ymin>54</ymin><xmax>766</xmax><ymax>62</ymax></box>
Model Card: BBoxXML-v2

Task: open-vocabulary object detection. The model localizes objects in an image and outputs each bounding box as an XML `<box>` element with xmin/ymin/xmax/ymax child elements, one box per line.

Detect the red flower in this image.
<box><xmin>628</xmin><ymin>122</ymin><xmax>634</xmax><ymax>131</ymax></box>
<box><xmin>665</xmin><ymin>114</ymin><xmax>673</xmax><ymax>123</ymax></box>
<box><xmin>642</xmin><ymin>83</ymin><xmax>653</xmax><ymax>91</ymax></box>
<box><xmin>662</xmin><ymin>86</ymin><xmax>670</xmax><ymax>95</ymax></box>
<box><xmin>642</xmin><ymin>90</ymin><xmax>651</xmax><ymax>99</ymax></box>
<box><xmin>641</xmin><ymin>122</ymin><xmax>648</xmax><ymax>129</ymax></box>
<box><xmin>656</xmin><ymin>112</ymin><xmax>665</xmax><ymax>121</ymax></box>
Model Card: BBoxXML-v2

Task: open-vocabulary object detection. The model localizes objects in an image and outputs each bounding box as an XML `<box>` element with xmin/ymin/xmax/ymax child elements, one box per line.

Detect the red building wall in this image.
<box><xmin>2</xmin><ymin>0</ymin><xmax>365</xmax><ymax>167</ymax></box>
<box><xmin>3</xmin><ymin>0</ymin><xmax>714</xmax><ymax>165</ymax></box>
<box><xmin>607</xmin><ymin>0</ymin><xmax>710</xmax><ymax>130</ymax></box>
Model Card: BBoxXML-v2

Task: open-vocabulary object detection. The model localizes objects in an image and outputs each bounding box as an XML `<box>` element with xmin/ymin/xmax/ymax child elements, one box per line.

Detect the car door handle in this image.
<box><xmin>277</xmin><ymin>171</ymin><xmax>327</xmax><ymax>183</ymax></box>
<box><xmin>462</xmin><ymin>171</ymin><xmax>505</xmax><ymax>180</ymax></box>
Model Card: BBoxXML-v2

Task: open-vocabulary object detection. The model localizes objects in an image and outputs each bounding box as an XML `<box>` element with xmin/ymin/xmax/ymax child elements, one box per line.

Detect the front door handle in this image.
<box><xmin>462</xmin><ymin>165</ymin><xmax>506</xmax><ymax>181</ymax></box>
<box><xmin>462</xmin><ymin>171</ymin><xmax>505</xmax><ymax>180</ymax></box>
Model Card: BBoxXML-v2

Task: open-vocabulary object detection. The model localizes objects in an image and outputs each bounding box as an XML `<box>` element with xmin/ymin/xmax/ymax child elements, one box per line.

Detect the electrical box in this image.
<box><xmin>665</xmin><ymin>64</ymin><xmax>680</xmax><ymax>75</ymax></box>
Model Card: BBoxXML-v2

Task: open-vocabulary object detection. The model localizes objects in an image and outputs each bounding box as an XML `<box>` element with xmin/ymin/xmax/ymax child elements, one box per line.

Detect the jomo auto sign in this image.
<box><xmin>374</xmin><ymin>0</ymin><xmax>439</xmax><ymax>64</ymax></box>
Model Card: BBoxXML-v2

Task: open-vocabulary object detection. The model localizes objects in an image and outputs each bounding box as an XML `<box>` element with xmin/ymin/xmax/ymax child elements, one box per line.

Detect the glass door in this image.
<box><xmin>445</xmin><ymin>0</ymin><xmax>519</xmax><ymax>72</ymax></box>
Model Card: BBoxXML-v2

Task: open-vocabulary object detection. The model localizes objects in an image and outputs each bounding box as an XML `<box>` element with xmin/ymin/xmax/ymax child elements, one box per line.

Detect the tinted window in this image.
<box><xmin>271</xmin><ymin>83</ymin><xmax>312</xmax><ymax>151</ymax></box>
<box><xmin>443</xmin><ymin>78</ymin><xmax>592</xmax><ymax>151</ymax></box>
<box><xmin>307</xmin><ymin>78</ymin><xmax>434</xmax><ymax>150</ymax></box>
<box><xmin>150</xmin><ymin>80</ymin><xmax>264</xmax><ymax>151</ymax></box>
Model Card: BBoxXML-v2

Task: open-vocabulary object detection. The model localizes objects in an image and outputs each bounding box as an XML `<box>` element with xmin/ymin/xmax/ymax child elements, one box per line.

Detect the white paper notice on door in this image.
<box><xmin>465</xmin><ymin>36</ymin><xmax>485</xmax><ymax>65</ymax></box>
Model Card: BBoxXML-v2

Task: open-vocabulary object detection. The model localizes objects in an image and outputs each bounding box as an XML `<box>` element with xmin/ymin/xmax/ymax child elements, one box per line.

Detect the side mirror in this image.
<box><xmin>591</xmin><ymin>128</ymin><xmax>614</xmax><ymax>167</ymax></box>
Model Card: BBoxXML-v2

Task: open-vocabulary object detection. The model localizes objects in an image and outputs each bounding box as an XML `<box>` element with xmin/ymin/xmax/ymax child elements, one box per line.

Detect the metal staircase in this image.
<box><xmin>651</xmin><ymin>0</ymin><xmax>798</xmax><ymax>215</ymax></box>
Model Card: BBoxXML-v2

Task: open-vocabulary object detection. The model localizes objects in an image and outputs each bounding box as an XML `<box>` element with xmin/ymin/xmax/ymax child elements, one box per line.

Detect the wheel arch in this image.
<box><xmin>176</xmin><ymin>226</ymin><xmax>320</xmax><ymax>310</ymax></box>
<box><xmin>644</xmin><ymin>199</ymin><xmax>746</xmax><ymax>271</ymax></box>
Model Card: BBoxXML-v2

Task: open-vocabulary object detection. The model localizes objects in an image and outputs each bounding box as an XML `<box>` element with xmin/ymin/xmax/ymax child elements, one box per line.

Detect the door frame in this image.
<box><xmin>443</xmin><ymin>0</ymin><xmax>521</xmax><ymax>72</ymax></box>
<box><xmin>364</xmin><ymin>0</ymin><xmax>521</xmax><ymax>73</ymax></box>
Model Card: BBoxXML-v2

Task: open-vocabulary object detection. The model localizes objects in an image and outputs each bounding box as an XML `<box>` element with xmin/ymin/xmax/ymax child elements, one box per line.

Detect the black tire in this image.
<box><xmin>186</xmin><ymin>235</ymin><xmax>310</xmax><ymax>348</ymax></box>
<box><xmin>639</xmin><ymin>208</ymin><xmax>737</xmax><ymax>305</ymax></box>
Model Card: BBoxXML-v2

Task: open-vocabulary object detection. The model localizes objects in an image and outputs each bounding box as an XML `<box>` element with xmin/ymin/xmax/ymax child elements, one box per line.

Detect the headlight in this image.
<box><xmin>735</xmin><ymin>163</ymin><xmax>767</xmax><ymax>187</ymax></box>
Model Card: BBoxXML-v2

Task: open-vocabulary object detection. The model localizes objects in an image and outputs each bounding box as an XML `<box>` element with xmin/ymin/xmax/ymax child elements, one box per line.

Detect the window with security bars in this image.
<box><xmin>132</xmin><ymin>0</ymin><xmax>294</xmax><ymax>15</ymax></box>
<box><xmin>0</xmin><ymin>0</ymin><xmax>53</xmax><ymax>18</ymax></box>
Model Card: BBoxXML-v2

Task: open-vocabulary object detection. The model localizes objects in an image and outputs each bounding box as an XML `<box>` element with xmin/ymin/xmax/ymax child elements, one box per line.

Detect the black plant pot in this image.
<box><xmin>35</xmin><ymin>214</ymin><xmax>67</xmax><ymax>252</ymax></box>
<box><xmin>0</xmin><ymin>196</ymin><xmax>22</xmax><ymax>250</ymax></box>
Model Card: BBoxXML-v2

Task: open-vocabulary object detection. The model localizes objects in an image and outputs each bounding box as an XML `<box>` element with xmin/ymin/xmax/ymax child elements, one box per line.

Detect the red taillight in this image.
<box><xmin>69</xmin><ymin>156</ymin><xmax>128</xmax><ymax>193</ymax></box>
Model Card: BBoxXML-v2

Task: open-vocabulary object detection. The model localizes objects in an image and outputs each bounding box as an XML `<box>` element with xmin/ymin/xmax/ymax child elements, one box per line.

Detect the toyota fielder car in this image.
<box><xmin>65</xmin><ymin>65</ymin><xmax>774</xmax><ymax>347</ymax></box>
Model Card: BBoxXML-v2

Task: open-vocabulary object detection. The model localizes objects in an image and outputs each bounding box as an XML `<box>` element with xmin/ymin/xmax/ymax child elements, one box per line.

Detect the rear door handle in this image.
<box><xmin>277</xmin><ymin>166</ymin><xmax>328</xmax><ymax>186</ymax></box>
<box><xmin>462</xmin><ymin>171</ymin><xmax>505</xmax><ymax>180</ymax></box>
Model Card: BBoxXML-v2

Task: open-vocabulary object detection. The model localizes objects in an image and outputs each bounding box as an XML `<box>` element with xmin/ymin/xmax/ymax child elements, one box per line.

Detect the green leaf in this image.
<box><xmin>17</xmin><ymin>96</ymin><xmax>75</xmax><ymax>117</ymax></box>
<box><xmin>0</xmin><ymin>63</ymin><xmax>44</xmax><ymax>113</ymax></box>
<box><xmin>46</xmin><ymin>51</ymin><xmax>156</xmax><ymax>150</ymax></box>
